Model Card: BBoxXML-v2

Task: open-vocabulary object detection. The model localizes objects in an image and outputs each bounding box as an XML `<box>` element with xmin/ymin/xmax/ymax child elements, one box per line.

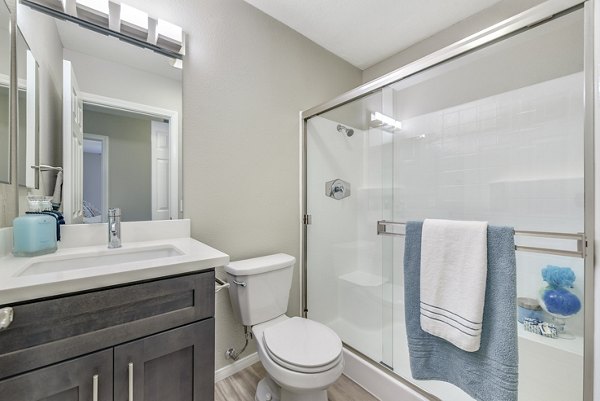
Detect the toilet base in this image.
<box><xmin>255</xmin><ymin>376</ymin><xmax>328</xmax><ymax>401</ymax></box>
<box><xmin>256</xmin><ymin>377</ymin><xmax>280</xmax><ymax>401</ymax></box>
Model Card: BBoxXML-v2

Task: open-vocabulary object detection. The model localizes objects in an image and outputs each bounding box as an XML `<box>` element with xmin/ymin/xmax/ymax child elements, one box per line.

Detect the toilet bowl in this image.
<box><xmin>253</xmin><ymin>315</ymin><xmax>344</xmax><ymax>401</ymax></box>
<box><xmin>225</xmin><ymin>254</ymin><xmax>344</xmax><ymax>401</ymax></box>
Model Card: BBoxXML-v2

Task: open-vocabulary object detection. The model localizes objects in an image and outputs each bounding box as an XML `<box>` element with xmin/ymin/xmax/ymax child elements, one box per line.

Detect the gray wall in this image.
<box><xmin>121</xmin><ymin>0</ymin><xmax>362</xmax><ymax>370</ymax></box>
<box><xmin>362</xmin><ymin>0</ymin><xmax>546</xmax><ymax>83</ymax></box>
<box><xmin>83</xmin><ymin>110</ymin><xmax>152</xmax><ymax>222</ymax></box>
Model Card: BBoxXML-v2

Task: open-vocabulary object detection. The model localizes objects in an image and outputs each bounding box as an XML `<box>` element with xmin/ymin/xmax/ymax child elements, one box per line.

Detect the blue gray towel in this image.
<box><xmin>404</xmin><ymin>221</ymin><xmax>518</xmax><ymax>401</ymax></box>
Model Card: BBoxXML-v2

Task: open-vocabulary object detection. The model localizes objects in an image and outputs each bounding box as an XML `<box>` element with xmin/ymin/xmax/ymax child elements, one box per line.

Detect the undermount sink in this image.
<box><xmin>18</xmin><ymin>245</ymin><xmax>183</xmax><ymax>276</ymax></box>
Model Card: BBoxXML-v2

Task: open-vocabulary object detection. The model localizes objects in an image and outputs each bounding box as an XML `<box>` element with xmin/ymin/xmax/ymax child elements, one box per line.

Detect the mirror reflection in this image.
<box><xmin>17</xmin><ymin>2</ymin><xmax>182</xmax><ymax>223</ymax></box>
<box><xmin>0</xmin><ymin>1</ymin><xmax>11</xmax><ymax>184</ymax></box>
<box><xmin>17</xmin><ymin>28</ymin><xmax>39</xmax><ymax>189</ymax></box>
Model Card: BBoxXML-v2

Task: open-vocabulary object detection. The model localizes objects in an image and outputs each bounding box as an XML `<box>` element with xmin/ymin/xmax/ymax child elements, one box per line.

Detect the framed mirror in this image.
<box><xmin>0</xmin><ymin>0</ymin><xmax>11</xmax><ymax>184</ymax></box>
<box><xmin>17</xmin><ymin>1</ymin><xmax>182</xmax><ymax>223</ymax></box>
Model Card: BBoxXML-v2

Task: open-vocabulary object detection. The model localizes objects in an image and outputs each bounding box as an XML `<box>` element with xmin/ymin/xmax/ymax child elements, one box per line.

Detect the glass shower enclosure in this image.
<box><xmin>302</xmin><ymin>3</ymin><xmax>594</xmax><ymax>401</ymax></box>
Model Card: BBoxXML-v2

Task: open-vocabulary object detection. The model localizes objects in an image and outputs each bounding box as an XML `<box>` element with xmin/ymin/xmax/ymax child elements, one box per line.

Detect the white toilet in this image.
<box><xmin>225</xmin><ymin>253</ymin><xmax>344</xmax><ymax>401</ymax></box>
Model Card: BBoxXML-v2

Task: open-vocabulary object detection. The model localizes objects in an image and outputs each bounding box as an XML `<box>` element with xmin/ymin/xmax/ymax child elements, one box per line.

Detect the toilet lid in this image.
<box><xmin>262</xmin><ymin>317</ymin><xmax>342</xmax><ymax>373</ymax></box>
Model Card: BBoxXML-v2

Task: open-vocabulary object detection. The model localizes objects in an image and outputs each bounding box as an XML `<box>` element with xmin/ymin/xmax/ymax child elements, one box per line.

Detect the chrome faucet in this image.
<box><xmin>108</xmin><ymin>208</ymin><xmax>122</xmax><ymax>249</ymax></box>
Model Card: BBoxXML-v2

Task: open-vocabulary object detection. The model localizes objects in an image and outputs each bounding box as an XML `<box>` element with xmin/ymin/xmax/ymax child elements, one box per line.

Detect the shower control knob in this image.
<box><xmin>0</xmin><ymin>307</ymin><xmax>13</xmax><ymax>331</ymax></box>
<box><xmin>326</xmin><ymin>179</ymin><xmax>351</xmax><ymax>200</ymax></box>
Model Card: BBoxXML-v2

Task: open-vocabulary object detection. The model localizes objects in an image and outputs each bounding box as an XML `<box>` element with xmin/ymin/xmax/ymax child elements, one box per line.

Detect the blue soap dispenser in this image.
<box><xmin>12</xmin><ymin>196</ymin><xmax>58</xmax><ymax>257</ymax></box>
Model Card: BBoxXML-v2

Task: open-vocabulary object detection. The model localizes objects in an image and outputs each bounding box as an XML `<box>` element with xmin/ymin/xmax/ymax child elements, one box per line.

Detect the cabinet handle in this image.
<box><xmin>128</xmin><ymin>362</ymin><xmax>134</xmax><ymax>401</ymax></box>
<box><xmin>92</xmin><ymin>374</ymin><xmax>98</xmax><ymax>401</ymax></box>
<box><xmin>0</xmin><ymin>307</ymin><xmax>13</xmax><ymax>331</ymax></box>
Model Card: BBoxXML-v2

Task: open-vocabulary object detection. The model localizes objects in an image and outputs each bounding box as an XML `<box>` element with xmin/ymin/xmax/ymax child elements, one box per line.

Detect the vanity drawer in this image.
<box><xmin>0</xmin><ymin>270</ymin><xmax>215</xmax><ymax>379</ymax></box>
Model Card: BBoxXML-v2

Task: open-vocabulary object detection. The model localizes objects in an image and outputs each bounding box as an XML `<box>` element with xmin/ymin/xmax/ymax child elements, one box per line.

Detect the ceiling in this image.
<box><xmin>243</xmin><ymin>0</ymin><xmax>501</xmax><ymax>70</ymax></box>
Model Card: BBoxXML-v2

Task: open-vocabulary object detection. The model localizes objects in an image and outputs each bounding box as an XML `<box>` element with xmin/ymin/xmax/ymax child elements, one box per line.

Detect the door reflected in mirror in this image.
<box><xmin>82</xmin><ymin>105</ymin><xmax>173</xmax><ymax>223</ymax></box>
<box><xmin>17</xmin><ymin>2</ymin><xmax>182</xmax><ymax>224</ymax></box>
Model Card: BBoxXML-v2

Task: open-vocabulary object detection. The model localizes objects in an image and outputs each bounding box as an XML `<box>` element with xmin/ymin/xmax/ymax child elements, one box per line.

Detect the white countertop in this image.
<box><xmin>0</xmin><ymin>220</ymin><xmax>230</xmax><ymax>305</ymax></box>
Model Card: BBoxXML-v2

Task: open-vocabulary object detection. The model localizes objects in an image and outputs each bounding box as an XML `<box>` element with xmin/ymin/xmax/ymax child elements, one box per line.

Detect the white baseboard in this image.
<box><xmin>215</xmin><ymin>352</ymin><xmax>260</xmax><ymax>383</ymax></box>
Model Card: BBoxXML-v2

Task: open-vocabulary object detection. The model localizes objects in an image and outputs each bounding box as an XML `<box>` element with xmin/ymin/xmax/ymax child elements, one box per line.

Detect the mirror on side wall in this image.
<box><xmin>17</xmin><ymin>28</ymin><xmax>39</xmax><ymax>190</ymax></box>
<box><xmin>0</xmin><ymin>1</ymin><xmax>11</xmax><ymax>185</ymax></box>
<box><xmin>17</xmin><ymin>1</ymin><xmax>182</xmax><ymax>224</ymax></box>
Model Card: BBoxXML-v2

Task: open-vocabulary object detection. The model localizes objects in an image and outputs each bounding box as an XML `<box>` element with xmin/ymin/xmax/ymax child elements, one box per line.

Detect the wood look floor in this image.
<box><xmin>215</xmin><ymin>362</ymin><xmax>378</xmax><ymax>401</ymax></box>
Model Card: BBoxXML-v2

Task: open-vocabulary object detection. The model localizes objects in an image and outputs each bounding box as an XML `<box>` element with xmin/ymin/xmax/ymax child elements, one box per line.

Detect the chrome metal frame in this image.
<box><xmin>582</xmin><ymin>2</ymin><xmax>595</xmax><ymax>399</ymax></box>
<box><xmin>300</xmin><ymin>0</ymin><xmax>586</xmax><ymax>120</ymax></box>
<box><xmin>300</xmin><ymin>0</ymin><xmax>595</xmax><ymax>400</ymax></box>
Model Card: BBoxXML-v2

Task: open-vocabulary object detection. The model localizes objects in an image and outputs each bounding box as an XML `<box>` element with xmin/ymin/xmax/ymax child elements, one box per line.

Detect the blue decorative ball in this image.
<box><xmin>542</xmin><ymin>265</ymin><xmax>576</xmax><ymax>288</ymax></box>
<box><xmin>542</xmin><ymin>288</ymin><xmax>581</xmax><ymax>316</ymax></box>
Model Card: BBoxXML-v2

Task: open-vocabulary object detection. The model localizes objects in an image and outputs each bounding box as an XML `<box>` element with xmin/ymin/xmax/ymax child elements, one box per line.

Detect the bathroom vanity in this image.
<box><xmin>0</xmin><ymin>220</ymin><xmax>229</xmax><ymax>401</ymax></box>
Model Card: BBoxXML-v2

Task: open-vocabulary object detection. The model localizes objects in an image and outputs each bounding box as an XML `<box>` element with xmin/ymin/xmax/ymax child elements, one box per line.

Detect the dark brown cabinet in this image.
<box><xmin>0</xmin><ymin>271</ymin><xmax>216</xmax><ymax>401</ymax></box>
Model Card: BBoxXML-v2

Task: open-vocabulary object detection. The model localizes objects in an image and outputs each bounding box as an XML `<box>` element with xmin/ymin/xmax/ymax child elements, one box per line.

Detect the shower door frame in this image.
<box><xmin>300</xmin><ymin>0</ymin><xmax>596</xmax><ymax>400</ymax></box>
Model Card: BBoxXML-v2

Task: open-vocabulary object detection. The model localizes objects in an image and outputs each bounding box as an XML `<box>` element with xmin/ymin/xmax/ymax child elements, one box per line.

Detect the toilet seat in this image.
<box><xmin>262</xmin><ymin>317</ymin><xmax>343</xmax><ymax>374</ymax></box>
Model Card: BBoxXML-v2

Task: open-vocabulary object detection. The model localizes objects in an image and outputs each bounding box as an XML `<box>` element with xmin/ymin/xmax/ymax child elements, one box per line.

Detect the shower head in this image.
<box><xmin>337</xmin><ymin>124</ymin><xmax>354</xmax><ymax>137</ymax></box>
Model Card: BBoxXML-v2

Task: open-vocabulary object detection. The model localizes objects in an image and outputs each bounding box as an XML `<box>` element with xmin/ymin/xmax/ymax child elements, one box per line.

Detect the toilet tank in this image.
<box><xmin>224</xmin><ymin>253</ymin><xmax>295</xmax><ymax>326</ymax></box>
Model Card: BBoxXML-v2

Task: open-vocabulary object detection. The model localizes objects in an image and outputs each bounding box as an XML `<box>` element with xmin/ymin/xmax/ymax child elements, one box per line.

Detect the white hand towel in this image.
<box><xmin>420</xmin><ymin>219</ymin><xmax>488</xmax><ymax>352</ymax></box>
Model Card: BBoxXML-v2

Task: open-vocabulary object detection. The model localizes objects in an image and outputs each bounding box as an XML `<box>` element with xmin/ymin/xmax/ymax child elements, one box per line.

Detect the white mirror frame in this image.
<box><xmin>62</xmin><ymin>90</ymin><xmax>180</xmax><ymax>223</ymax></box>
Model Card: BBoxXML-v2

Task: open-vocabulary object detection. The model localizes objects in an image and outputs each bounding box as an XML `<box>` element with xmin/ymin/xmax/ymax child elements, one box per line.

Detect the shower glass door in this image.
<box><xmin>305</xmin><ymin>5</ymin><xmax>587</xmax><ymax>401</ymax></box>
<box><xmin>305</xmin><ymin>89</ymin><xmax>395</xmax><ymax>367</ymax></box>
<box><xmin>387</xmin><ymin>8</ymin><xmax>586</xmax><ymax>401</ymax></box>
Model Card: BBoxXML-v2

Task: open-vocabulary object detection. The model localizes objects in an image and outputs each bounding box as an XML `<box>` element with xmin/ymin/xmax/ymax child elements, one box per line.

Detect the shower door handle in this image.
<box><xmin>377</xmin><ymin>220</ymin><xmax>405</xmax><ymax>237</ymax></box>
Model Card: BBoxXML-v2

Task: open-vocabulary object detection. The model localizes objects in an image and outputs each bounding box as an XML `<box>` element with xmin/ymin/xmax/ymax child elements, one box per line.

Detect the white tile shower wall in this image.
<box><xmin>392</xmin><ymin>72</ymin><xmax>584</xmax><ymax>401</ymax></box>
<box><xmin>394</xmin><ymin>73</ymin><xmax>583</xmax><ymax>224</ymax></box>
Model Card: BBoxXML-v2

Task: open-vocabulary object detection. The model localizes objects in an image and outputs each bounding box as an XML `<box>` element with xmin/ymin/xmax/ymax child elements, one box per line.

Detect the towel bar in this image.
<box><xmin>376</xmin><ymin>220</ymin><xmax>586</xmax><ymax>259</ymax></box>
<box><xmin>215</xmin><ymin>277</ymin><xmax>230</xmax><ymax>293</ymax></box>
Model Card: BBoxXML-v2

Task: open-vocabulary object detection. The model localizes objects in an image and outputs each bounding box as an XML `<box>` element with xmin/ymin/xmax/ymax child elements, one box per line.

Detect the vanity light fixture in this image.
<box><xmin>21</xmin><ymin>0</ymin><xmax>185</xmax><ymax>59</ymax></box>
<box><xmin>370</xmin><ymin>111</ymin><xmax>402</xmax><ymax>131</ymax></box>
<box><xmin>75</xmin><ymin>0</ymin><xmax>109</xmax><ymax>27</ymax></box>
<box><xmin>157</xmin><ymin>18</ymin><xmax>183</xmax><ymax>53</ymax></box>
<box><xmin>32</xmin><ymin>0</ymin><xmax>65</xmax><ymax>12</ymax></box>
<box><xmin>119</xmin><ymin>3</ymin><xmax>148</xmax><ymax>41</ymax></box>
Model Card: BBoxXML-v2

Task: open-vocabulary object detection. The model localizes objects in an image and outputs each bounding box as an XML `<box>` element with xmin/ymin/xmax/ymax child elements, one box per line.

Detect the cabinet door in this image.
<box><xmin>0</xmin><ymin>349</ymin><xmax>112</xmax><ymax>401</ymax></box>
<box><xmin>114</xmin><ymin>319</ymin><xmax>214</xmax><ymax>401</ymax></box>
